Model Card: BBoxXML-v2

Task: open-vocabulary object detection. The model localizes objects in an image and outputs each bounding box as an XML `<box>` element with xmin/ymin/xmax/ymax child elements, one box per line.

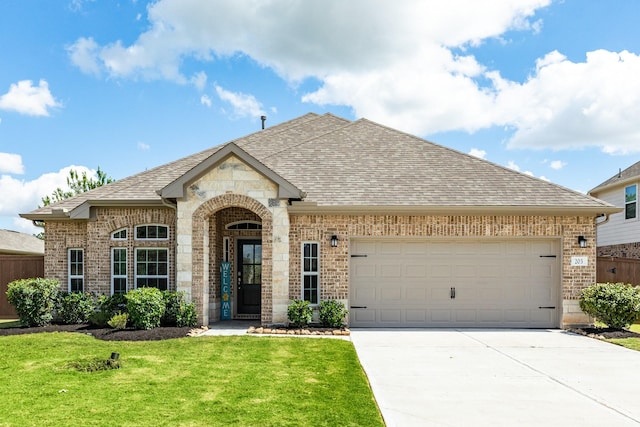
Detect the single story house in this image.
<box><xmin>21</xmin><ymin>113</ymin><xmax>618</xmax><ymax>328</ymax></box>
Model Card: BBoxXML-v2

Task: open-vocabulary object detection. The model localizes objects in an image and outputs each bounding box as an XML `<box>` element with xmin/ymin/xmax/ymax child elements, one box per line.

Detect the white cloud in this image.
<box><xmin>0</xmin><ymin>165</ymin><xmax>95</xmax><ymax>220</ymax></box>
<box><xmin>498</xmin><ymin>50</ymin><xmax>640</xmax><ymax>154</ymax></box>
<box><xmin>200</xmin><ymin>94</ymin><xmax>212</xmax><ymax>107</ymax></box>
<box><xmin>507</xmin><ymin>160</ymin><xmax>520</xmax><ymax>172</ymax></box>
<box><xmin>66</xmin><ymin>0</ymin><xmax>640</xmax><ymax>154</ymax></box>
<box><xmin>191</xmin><ymin>71</ymin><xmax>207</xmax><ymax>90</ymax></box>
<box><xmin>215</xmin><ymin>85</ymin><xmax>265</xmax><ymax>118</ymax></box>
<box><xmin>549</xmin><ymin>160</ymin><xmax>566</xmax><ymax>170</ymax></box>
<box><xmin>67</xmin><ymin>37</ymin><xmax>101</xmax><ymax>76</ymax></box>
<box><xmin>468</xmin><ymin>148</ymin><xmax>487</xmax><ymax>159</ymax></box>
<box><xmin>0</xmin><ymin>80</ymin><xmax>60</xmax><ymax>116</ymax></box>
<box><xmin>137</xmin><ymin>142</ymin><xmax>150</xmax><ymax>150</ymax></box>
<box><xmin>0</xmin><ymin>153</ymin><xmax>25</xmax><ymax>174</ymax></box>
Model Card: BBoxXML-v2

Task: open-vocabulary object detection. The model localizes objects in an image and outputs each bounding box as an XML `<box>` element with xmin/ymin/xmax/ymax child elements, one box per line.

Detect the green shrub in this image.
<box><xmin>287</xmin><ymin>299</ymin><xmax>313</xmax><ymax>328</ymax></box>
<box><xmin>177</xmin><ymin>302</ymin><xmax>198</xmax><ymax>327</ymax></box>
<box><xmin>126</xmin><ymin>287</ymin><xmax>165</xmax><ymax>330</ymax></box>
<box><xmin>108</xmin><ymin>312</ymin><xmax>129</xmax><ymax>329</ymax></box>
<box><xmin>6</xmin><ymin>278</ymin><xmax>59</xmax><ymax>327</ymax></box>
<box><xmin>161</xmin><ymin>291</ymin><xmax>198</xmax><ymax>327</ymax></box>
<box><xmin>579</xmin><ymin>282</ymin><xmax>640</xmax><ymax>329</ymax></box>
<box><xmin>56</xmin><ymin>292</ymin><xmax>95</xmax><ymax>324</ymax></box>
<box><xmin>319</xmin><ymin>300</ymin><xmax>348</xmax><ymax>328</ymax></box>
<box><xmin>90</xmin><ymin>294</ymin><xmax>128</xmax><ymax>327</ymax></box>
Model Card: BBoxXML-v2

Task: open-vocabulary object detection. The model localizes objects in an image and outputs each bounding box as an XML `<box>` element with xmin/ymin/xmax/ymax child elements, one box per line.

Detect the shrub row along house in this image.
<box><xmin>21</xmin><ymin>113</ymin><xmax>618</xmax><ymax>328</ymax></box>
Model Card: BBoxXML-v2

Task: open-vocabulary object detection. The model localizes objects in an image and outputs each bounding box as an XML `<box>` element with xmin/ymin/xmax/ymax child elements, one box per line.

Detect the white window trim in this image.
<box><xmin>223</xmin><ymin>236</ymin><xmax>230</xmax><ymax>262</ymax></box>
<box><xmin>625</xmin><ymin>184</ymin><xmax>637</xmax><ymax>220</ymax></box>
<box><xmin>301</xmin><ymin>241</ymin><xmax>320</xmax><ymax>305</ymax></box>
<box><xmin>225</xmin><ymin>220</ymin><xmax>262</xmax><ymax>230</ymax></box>
<box><xmin>111</xmin><ymin>228</ymin><xmax>128</xmax><ymax>241</ymax></box>
<box><xmin>68</xmin><ymin>248</ymin><xmax>84</xmax><ymax>293</ymax></box>
<box><xmin>134</xmin><ymin>248</ymin><xmax>169</xmax><ymax>289</ymax></box>
<box><xmin>111</xmin><ymin>247</ymin><xmax>127</xmax><ymax>295</ymax></box>
<box><xmin>134</xmin><ymin>224</ymin><xmax>169</xmax><ymax>241</ymax></box>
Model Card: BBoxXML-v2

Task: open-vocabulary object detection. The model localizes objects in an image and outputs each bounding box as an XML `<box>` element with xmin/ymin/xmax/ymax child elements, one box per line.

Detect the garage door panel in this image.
<box><xmin>406</xmin><ymin>310</ymin><xmax>427</xmax><ymax>322</ymax></box>
<box><xmin>380</xmin><ymin>264</ymin><xmax>401</xmax><ymax>277</ymax></box>
<box><xmin>379</xmin><ymin>242</ymin><xmax>402</xmax><ymax>255</ymax></box>
<box><xmin>380</xmin><ymin>287</ymin><xmax>402</xmax><ymax>301</ymax></box>
<box><xmin>353</xmin><ymin>264</ymin><xmax>375</xmax><ymax>278</ymax></box>
<box><xmin>350</xmin><ymin>239</ymin><xmax>559</xmax><ymax>328</ymax></box>
<box><xmin>379</xmin><ymin>310</ymin><xmax>402</xmax><ymax>322</ymax></box>
<box><xmin>406</xmin><ymin>287</ymin><xmax>427</xmax><ymax>301</ymax></box>
<box><xmin>406</xmin><ymin>265</ymin><xmax>427</xmax><ymax>277</ymax></box>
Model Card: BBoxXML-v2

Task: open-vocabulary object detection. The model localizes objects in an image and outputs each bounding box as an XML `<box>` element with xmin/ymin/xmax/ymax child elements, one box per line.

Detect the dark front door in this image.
<box><xmin>237</xmin><ymin>240</ymin><xmax>262</xmax><ymax>315</ymax></box>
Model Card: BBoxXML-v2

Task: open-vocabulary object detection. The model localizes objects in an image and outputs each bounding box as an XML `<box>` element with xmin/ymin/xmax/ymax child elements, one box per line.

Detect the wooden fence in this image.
<box><xmin>0</xmin><ymin>255</ymin><xmax>44</xmax><ymax>318</ymax></box>
<box><xmin>597</xmin><ymin>256</ymin><xmax>640</xmax><ymax>287</ymax></box>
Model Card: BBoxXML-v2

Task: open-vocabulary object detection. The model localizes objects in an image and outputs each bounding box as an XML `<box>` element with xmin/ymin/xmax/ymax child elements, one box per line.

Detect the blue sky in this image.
<box><xmin>2</xmin><ymin>0</ymin><xmax>640</xmax><ymax>234</ymax></box>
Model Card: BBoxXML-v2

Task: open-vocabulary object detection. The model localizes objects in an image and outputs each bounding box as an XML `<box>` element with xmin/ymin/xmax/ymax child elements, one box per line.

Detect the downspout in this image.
<box><xmin>595</xmin><ymin>213</ymin><xmax>610</xmax><ymax>227</ymax></box>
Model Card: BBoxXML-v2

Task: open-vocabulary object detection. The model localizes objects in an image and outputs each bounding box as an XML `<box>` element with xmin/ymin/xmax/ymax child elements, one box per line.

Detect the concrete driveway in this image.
<box><xmin>350</xmin><ymin>329</ymin><xmax>640</xmax><ymax>427</ymax></box>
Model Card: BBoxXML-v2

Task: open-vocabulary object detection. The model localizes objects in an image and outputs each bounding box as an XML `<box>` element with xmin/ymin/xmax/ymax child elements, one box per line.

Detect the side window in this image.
<box><xmin>135</xmin><ymin>225</ymin><xmax>168</xmax><ymax>240</ymax></box>
<box><xmin>135</xmin><ymin>248</ymin><xmax>168</xmax><ymax>290</ymax></box>
<box><xmin>68</xmin><ymin>249</ymin><xmax>84</xmax><ymax>293</ymax></box>
<box><xmin>626</xmin><ymin>185</ymin><xmax>637</xmax><ymax>220</ymax></box>
<box><xmin>112</xmin><ymin>248</ymin><xmax>127</xmax><ymax>294</ymax></box>
<box><xmin>302</xmin><ymin>242</ymin><xmax>320</xmax><ymax>304</ymax></box>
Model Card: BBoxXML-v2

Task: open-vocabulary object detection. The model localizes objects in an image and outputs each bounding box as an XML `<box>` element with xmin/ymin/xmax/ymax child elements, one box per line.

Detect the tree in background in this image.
<box><xmin>41</xmin><ymin>167</ymin><xmax>114</xmax><ymax>206</ymax></box>
<box><xmin>35</xmin><ymin>167</ymin><xmax>114</xmax><ymax>239</ymax></box>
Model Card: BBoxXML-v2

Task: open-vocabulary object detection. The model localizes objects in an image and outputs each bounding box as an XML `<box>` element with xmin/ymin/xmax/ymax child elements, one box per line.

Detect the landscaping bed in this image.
<box><xmin>0</xmin><ymin>323</ymin><xmax>192</xmax><ymax>341</ymax></box>
<box><xmin>570</xmin><ymin>327</ymin><xmax>640</xmax><ymax>340</ymax></box>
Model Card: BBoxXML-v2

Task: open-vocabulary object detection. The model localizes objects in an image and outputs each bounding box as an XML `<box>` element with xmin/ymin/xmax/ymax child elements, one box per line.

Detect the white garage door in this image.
<box><xmin>349</xmin><ymin>239</ymin><xmax>560</xmax><ymax>328</ymax></box>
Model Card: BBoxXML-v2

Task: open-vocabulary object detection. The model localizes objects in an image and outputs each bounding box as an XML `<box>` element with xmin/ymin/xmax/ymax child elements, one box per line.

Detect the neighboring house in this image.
<box><xmin>589</xmin><ymin>161</ymin><xmax>640</xmax><ymax>259</ymax></box>
<box><xmin>0</xmin><ymin>229</ymin><xmax>44</xmax><ymax>255</ymax></box>
<box><xmin>0</xmin><ymin>229</ymin><xmax>44</xmax><ymax>318</ymax></box>
<box><xmin>21</xmin><ymin>113</ymin><xmax>618</xmax><ymax>328</ymax></box>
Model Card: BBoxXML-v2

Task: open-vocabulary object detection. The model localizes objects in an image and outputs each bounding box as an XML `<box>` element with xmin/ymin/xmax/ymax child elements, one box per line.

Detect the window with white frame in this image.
<box><xmin>135</xmin><ymin>248</ymin><xmax>168</xmax><ymax>290</ymax></box>
<box><xmin>112</xmin><ymin>248</ymin><xmax>127</xmax><ymax>294</ymax></box>
<box><xmin>135</xmin><ymin>224</ymin><xmax>168</xmax><ymax>240</ymax></box>
<box><xmin>225</xmin><ymin>221</ymin><xmax>262</xmax><ymax>230</ymax></box>
<box><xmin>68</xmin><ymin>248</ymin><xmax>84</xmax><ymax>292</ymax></box>
<box><xmin>302</xmin><ymin>242</ymin><xmax>319</xmax><ymax>304</ymax></box>
<box><xmin>111</xmin><ymin>228</ymin><xmax>127</xmax><ymax>240</ymax></box>
<box><xmin>626</xmin><ymin>185</ymin><xmax>637</xmax><ymax>220</ymax></box>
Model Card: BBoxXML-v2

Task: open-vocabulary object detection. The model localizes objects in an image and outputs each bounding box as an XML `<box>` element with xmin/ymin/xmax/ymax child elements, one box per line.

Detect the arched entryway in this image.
<box><xmin>192</xmin><ymin>194</ymin><xmax>273</xmax><ymax>325</ymax></box>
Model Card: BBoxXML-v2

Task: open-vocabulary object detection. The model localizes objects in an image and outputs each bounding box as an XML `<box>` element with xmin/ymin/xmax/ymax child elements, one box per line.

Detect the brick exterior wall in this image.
<box><xmin>289</xmin><ymin>214</ymin><xmax>596</xmax><ymax>304</ymax></box>
<box><xmin>44</xmin><ymin>207</ymin><xmax>176</xmax><ymax>294</ymax></box>
<box><xmin>597</xmin><ymin>242</ymin><xmax>640</xmax><ymax>260</ymax></box>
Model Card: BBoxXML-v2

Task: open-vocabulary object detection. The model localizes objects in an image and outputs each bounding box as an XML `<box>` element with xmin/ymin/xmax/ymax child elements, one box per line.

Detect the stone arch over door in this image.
<box><xmin>192</xmin><ymin>194</ymin><xmax>273</xmax><ymax>324</ymax></box>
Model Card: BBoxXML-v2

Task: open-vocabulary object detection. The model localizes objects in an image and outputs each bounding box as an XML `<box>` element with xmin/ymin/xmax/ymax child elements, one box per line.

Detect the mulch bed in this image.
<box><xmin>0</xmin><ymin>323</ymin><xmax>192</xmax><ymax>341</ymax></box>
<box><xmin>570</xmin><ymin>327</ymin><xmax>640</xmax><ymax>339</ymax></box>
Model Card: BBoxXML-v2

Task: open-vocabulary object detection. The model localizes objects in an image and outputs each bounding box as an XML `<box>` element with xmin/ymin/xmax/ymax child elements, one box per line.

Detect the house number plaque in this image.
<box><xmin>220</xmin><ymin>261</ymin><xmax>231</xmax><ymax>320</ymax></box>
<box><xmin>570</xmin><ymin>256</ymin><xmax>589</xmax><ymax>266</ymax></box>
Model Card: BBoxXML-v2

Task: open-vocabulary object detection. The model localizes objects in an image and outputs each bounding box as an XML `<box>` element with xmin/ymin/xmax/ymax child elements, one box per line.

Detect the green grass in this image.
<box><xmin>604</xmin><ymin>324</ymin><xmax>640</xmax><ymax>351</ymax></box>
<box><xmin>0</xmin><ymin>333</ymin><xmax>383</xmax><ymax>427</ymax></box>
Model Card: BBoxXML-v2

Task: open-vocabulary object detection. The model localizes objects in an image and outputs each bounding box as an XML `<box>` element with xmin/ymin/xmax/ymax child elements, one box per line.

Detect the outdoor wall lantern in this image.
<box><xmin>578</xmin><ymin>236</ymin><xmax>587</xmax><ymax>248</ymax></box>
<box><xmin>330</xmin><ymin>235</ymin><xmax>339</xmax><ymax>247</ymax></box>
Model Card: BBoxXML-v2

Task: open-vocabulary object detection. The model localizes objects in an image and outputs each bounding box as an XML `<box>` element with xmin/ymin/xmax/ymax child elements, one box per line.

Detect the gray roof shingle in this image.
<box><xmin>22</xmin><ymin>113</ymin><xmax>616</xmax><ymax>218</ymax></box>
<box><xmin>590</xmin><ymin>160</ymin><xmax>640</xmax><ymax>195</ymax></box>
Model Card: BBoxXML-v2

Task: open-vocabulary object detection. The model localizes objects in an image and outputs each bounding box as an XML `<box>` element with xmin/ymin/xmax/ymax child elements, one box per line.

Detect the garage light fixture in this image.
<box><xmin>577</xmin><ymin>236</ymin><xmax>587</xmax><ymax>248</ymax></box>
<box><xmin>330</xmin><ymin>235</ymin><xmax>339</xmax><ymax>247</ymax></box>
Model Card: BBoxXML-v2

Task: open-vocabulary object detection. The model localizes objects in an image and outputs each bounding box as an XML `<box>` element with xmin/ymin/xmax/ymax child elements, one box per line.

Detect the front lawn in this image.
<box><xmin>0</xmin><ymin>333</ymin><xmax>383</xmax><ymax>426</ymax></box>
<box><xmin>605</xmin><ymin>323</ymin><xmax>640</xmax><ymax>351</ymax></box>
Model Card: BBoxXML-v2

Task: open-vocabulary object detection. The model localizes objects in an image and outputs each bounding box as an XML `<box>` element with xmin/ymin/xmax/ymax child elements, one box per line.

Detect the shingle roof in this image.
<box><xmin>0</xmin><ymin>229</ymin><xmax>44</xmax><ymax>255</ymax></box>
<box><xmin>589</xmin><ymin>160</ymin><xmax>640</xmax><ymax>195</ymax></box>
<box><xmin>22</xmin><ymin>113</ymin><xmax>616</xmax><ymax>218</ymax></box>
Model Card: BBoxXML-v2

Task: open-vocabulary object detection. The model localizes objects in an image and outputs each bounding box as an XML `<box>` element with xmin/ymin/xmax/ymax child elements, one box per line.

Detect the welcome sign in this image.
<box><xmin>220</xmin><ymin>261</ymin><xmax>231</xmax><ymax>320</ymax></box>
